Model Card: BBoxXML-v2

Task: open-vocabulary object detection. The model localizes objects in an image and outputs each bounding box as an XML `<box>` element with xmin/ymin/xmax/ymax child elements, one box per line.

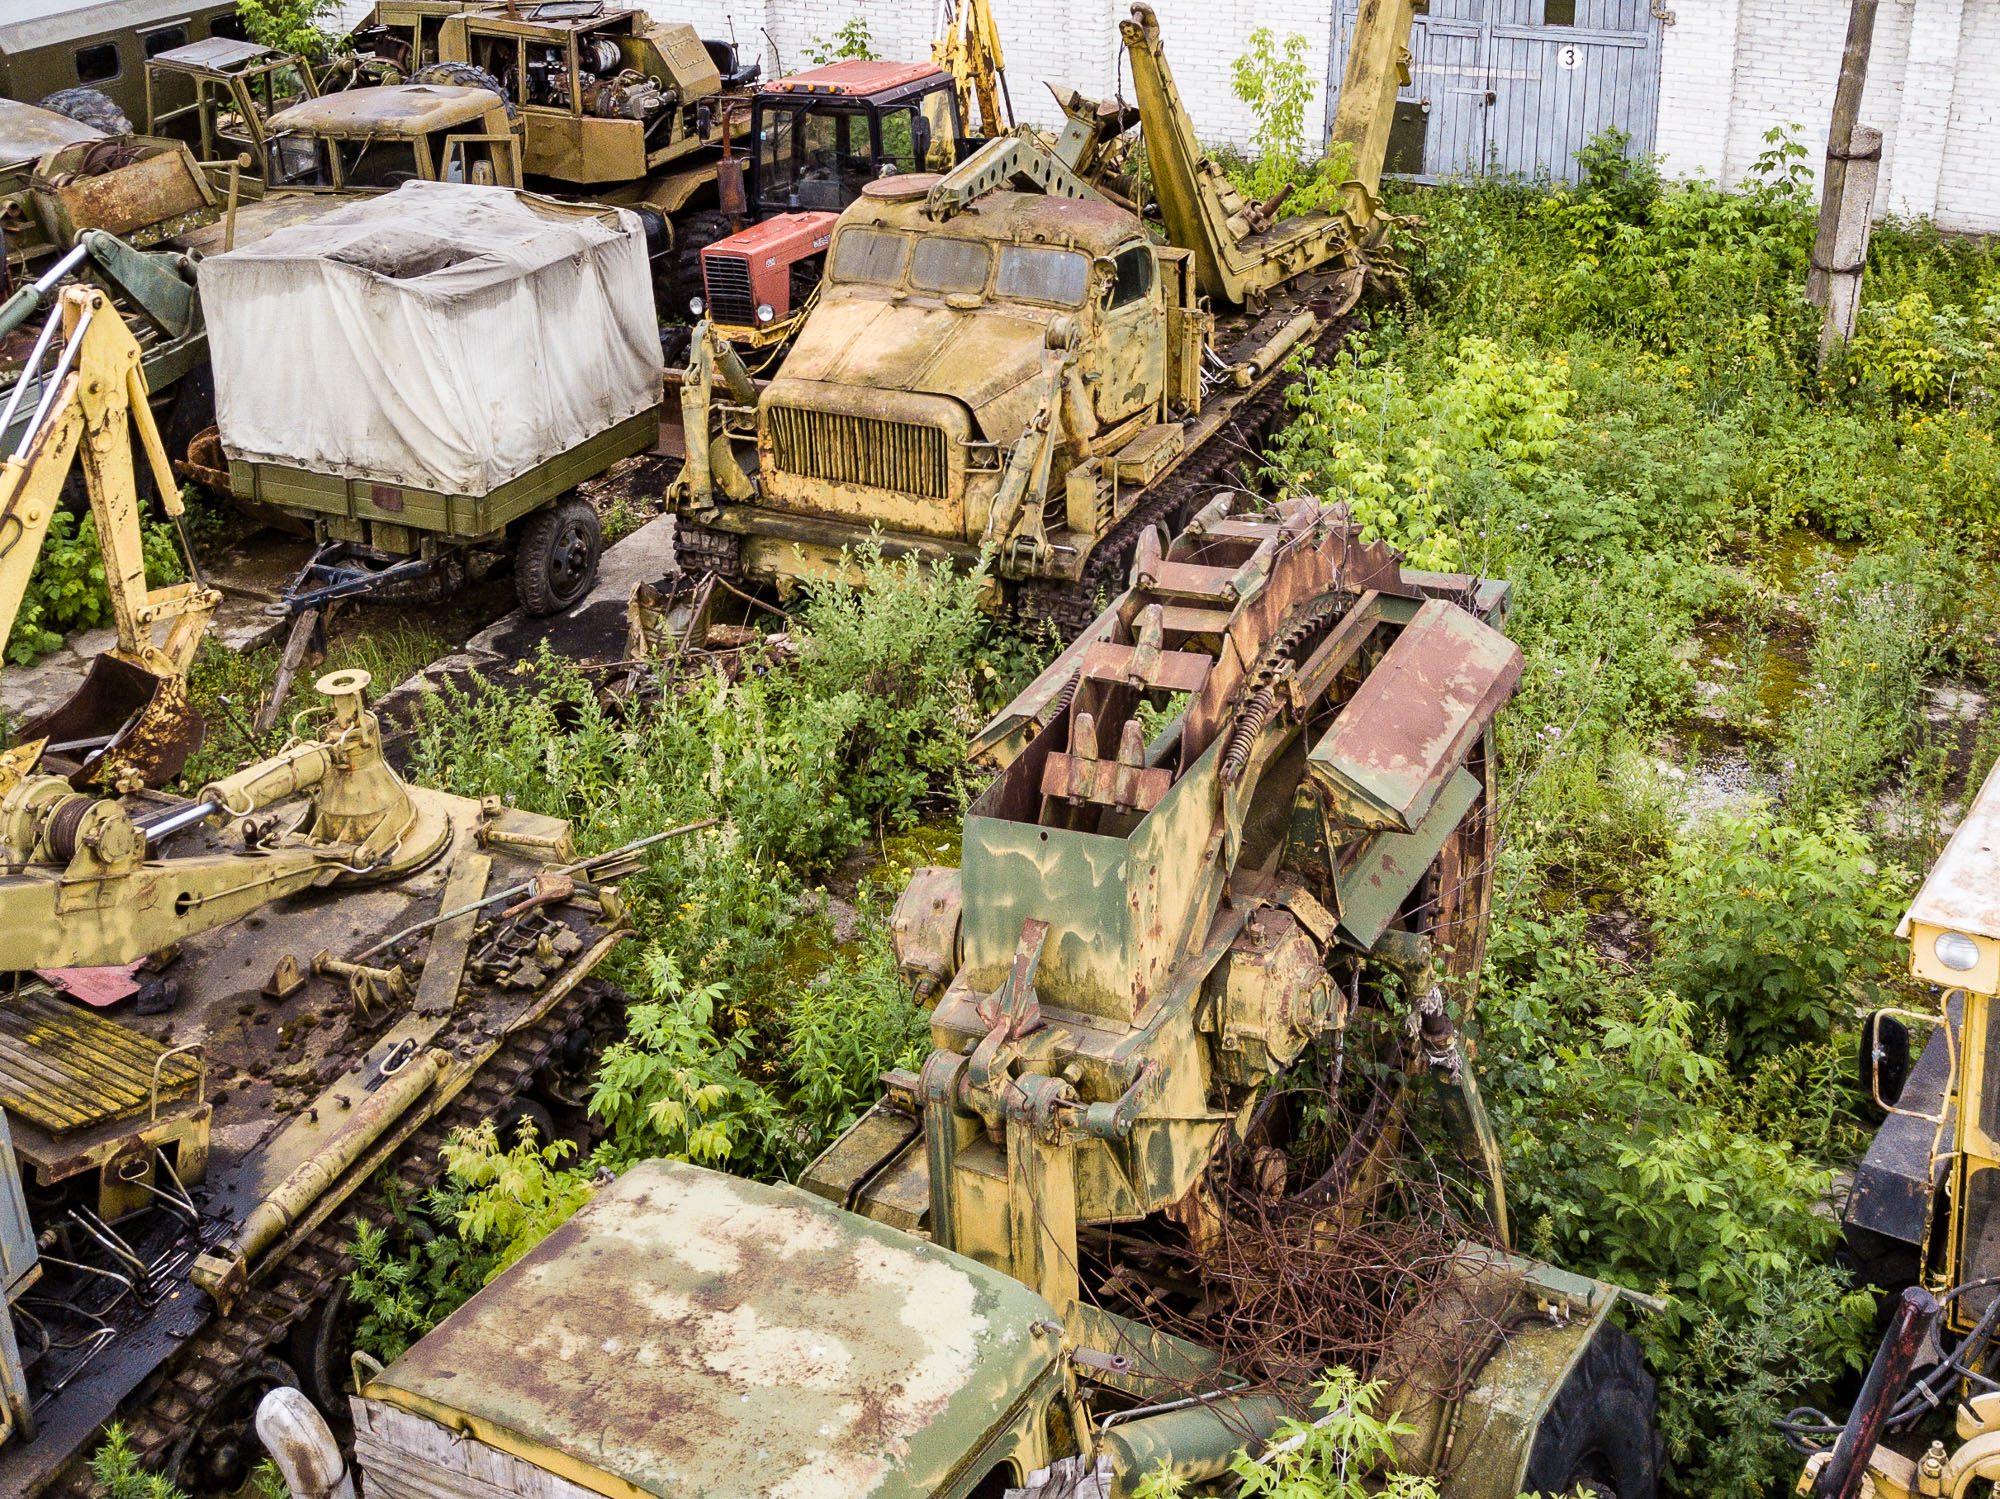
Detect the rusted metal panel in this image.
<box><xmin>1334</xmin><ymin>766</ymin><xmax>1481</xmax><ymax>951</ymax></box>
<box><xmin>267</xmin><ymin>85</ymin><xmax>503</xmax><ymax>137</ymax></box>
<box><xmin>50</xmin><ymin>148</ymin><xmax>209</xmax><ymax>238</ymax></box>
<box><xmin>365</xmin><ymin>1159</ymin><xmax>1062</xmax><ymax>1499</ymax></box>
<box><xmin>1307</xmin><ymin>598</ymin><xmax>1521</xmax><ymax>832</ymax></box>
<box><xmin>0</xmin><ymin>986</ymin><xmax>202</xmax><ymax>1134</ymax></box>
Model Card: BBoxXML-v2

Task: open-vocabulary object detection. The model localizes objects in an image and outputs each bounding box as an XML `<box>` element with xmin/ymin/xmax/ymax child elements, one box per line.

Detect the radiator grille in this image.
<box><xmin>703</xmin><ymin>252</ymin><xmax>756</xmax><ymax>325</ymax></box>
<box><xmin>767</xmin><ymin>406</ymin><xmax>950</xmax><ymax>499</ymax></box>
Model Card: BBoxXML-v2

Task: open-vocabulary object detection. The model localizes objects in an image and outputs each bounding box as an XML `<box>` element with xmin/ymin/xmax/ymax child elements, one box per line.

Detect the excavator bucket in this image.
<box><xmin>16</xmin><ymin>653</ymin><xmax>205</xmax><ymax>790</ymax></box>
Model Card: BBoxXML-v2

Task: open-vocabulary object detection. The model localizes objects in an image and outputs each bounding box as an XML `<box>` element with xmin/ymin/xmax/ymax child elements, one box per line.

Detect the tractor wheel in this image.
<box><xmin>514</xmin><ymin>497</ymin><xmax>601</xmax><ymax>616</ymax></box>
<box><xmin>675</xmin><ymin>210</ymin><xmax>733</xmax><ymax>317</ymax></box>
<box><xmin>1521</xmin><ymin>1321</ymin><xmax>1662</xmax><ymax>1499</ymax></box>
<box><xmin>409</xmin><ymin>61</ymin><xmax>516</xmax><ymax>118</ymax></box>
<box><xmin>37</xmin><ymin>87</ymin><xmax>131</xmax><ymax>134</ymax></box>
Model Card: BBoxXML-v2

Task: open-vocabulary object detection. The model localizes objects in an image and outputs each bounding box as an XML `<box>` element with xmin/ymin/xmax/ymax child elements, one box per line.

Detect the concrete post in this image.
<box><xmin>1807</xmin><ymin>0</ymin><xmax>1879</xmax><ymax>307</ymax></box>
<box><xmin>1819</xmin><ymin>125</ymin><xmax>1882</xmax><ymax>368</ymax></box>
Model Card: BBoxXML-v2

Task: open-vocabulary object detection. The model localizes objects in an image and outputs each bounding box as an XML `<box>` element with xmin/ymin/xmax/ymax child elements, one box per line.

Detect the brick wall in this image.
<box><xmin>667</xmin><ymin>0</ymin><xmax>1295</xmax><ymax>142</ymax></box>
<box><xmin>1655</xmin><ymin>0</ymin><xmax>2000</xmax><ymax>233</ymax></box>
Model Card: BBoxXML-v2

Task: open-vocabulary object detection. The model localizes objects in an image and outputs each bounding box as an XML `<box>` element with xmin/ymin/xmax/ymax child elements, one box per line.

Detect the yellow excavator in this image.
<box><xmin>0</xmin><ymin>284</ymin><xmax>219</xmax><ymax>792</ymax></box>
<box><xmin>932</xmin><ymin>0</ymin><xmax>1012</xmax><ymax>139</ymax></box>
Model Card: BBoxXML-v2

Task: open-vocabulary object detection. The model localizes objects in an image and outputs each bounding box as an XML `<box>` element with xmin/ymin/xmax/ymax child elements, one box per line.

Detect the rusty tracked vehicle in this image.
<box><xmin>0</xmin><ymin>658</ymin><xmax>642</xmax><ymax>1497</ymax></box>
<box><xmin>267</xmin><ymin>499</ymin><xmax>1662</xmax><ymax>1499</ymax></box>
<box><xmin>670</xmin><ymin>1</ymin><xmax>1418</xmax><ymax>633</ymax></box>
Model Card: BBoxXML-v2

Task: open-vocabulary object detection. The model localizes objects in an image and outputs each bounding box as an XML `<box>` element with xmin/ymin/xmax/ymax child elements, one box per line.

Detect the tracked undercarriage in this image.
<box><xmin>0</xmin><ymin>672</ymin><xmax>633</xmax><ymax>1499</ymax></box>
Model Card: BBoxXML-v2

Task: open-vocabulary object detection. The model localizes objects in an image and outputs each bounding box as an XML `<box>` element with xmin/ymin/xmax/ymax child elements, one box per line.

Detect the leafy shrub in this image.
<box><xmin>91</xmin><ymin>1428</ymin><xmax>189</xmax><ymax>1499</ymax></box>
<box><xmin>6</xmin><ymin>510</ymin><xmax>185</xmax><ymax>665</ymax></box>
<box><xmin>1649</xmin><ymin>805</ymin><xmax>1910</xmax><ymax>1065</ymax></box>
<box><xmin>802</xmin><ymin>16</ymin><xmax>877</xmax><ymax>63</ymax></box>
<box><xmin>347</xmin><ymin>1125</ymin><xmax>596</xmax><ymax>1363</ymax></box>
<box><xmin>1848</xmin><ymin>289</ymin><xmax>1991</xmax><ymax>409</ymax></box>
<box><xmin>1266</xmin><ymin>331</ymin><xmax>1572</xmax><ymax>569</ymax></box>
<box><xmin>233</xmin><ymin>0</ymin><xmax>343</xmax><ymax>60</ymax></box>
<box><xmin>1221</xmin><ymin>30</ymin><xmax>1354</xmax><ymax>215</ymax></box>
<box><xmin>1131</xmin><ymin>1368</ymin><xmax>1436</xmax><ymax>1499</ymax></box>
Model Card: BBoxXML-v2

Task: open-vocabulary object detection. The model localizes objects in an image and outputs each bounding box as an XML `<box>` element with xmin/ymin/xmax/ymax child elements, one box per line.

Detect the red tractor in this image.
<box><xmin>694</xmin><ymin>58</ymin><xmax>981</xmax><ymax>346</ymax></box>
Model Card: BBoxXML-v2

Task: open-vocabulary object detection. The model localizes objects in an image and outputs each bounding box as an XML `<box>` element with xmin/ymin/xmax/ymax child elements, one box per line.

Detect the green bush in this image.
<box><xmin>1649</xmin><ymin>805</ymin><xmax>1912</xmax><ymax>1065</ymax></box>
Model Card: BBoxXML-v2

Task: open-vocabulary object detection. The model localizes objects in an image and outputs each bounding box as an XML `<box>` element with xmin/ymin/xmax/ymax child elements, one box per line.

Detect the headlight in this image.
<box><xmin>756</xmin><ymin>302</ymin><xmax>775</xmax><ymax>324</ymax></box>
<box><xmin>688</xmin><ymin>295</ymin><xmax>705</xmax><ymax>316</ymax></box>
<box><xmin>1936</xmin><ymin>930</ymin><xmax>1983</xmax><ymax>972</ymax></box>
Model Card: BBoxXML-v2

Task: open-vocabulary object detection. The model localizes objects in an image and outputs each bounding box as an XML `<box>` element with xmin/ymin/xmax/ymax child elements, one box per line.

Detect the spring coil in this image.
<box><xmin>1219</xmin><ymin>686</ymin><xmax>1278</xmax><ymax>782</ymax></box>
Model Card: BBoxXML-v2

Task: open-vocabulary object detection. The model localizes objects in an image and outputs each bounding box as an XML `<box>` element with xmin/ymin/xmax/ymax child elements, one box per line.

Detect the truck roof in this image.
<box><xmin>361</xmin><ymin>1158</ymin><xmax>1063</xmax><ymax>1499</ymax></box>
<box><xmin>765</xmin><ymin>58</ymin><xmax>945</xmax><ymax>97</ymax></box>
<box><xmin>0</xmin><ymin>97</ymin><xmax>106</xmax><ymax>163</ymax></box>
<box><xmin>145</xmin><ymin>35</ymin><xmax>290</xmax><ymax>73</ymax></box>
<box><xmin>846</xmin><ymin>185</ymin><xmax>1141</xmax><ymax>258</ymax></box>
<box><xmin>0</xmin><ymin>0</ymin><xmax>206</xmax><ymax>53</ymax></box>
<box><xmin>267</xmin><ymin>84</ymin><xmax>500</xmax><ymax>136</ymax></box>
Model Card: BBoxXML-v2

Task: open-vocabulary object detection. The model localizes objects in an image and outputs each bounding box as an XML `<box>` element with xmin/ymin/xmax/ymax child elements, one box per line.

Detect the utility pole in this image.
<box><xmin>1807</xmin><ymin>0</ymin><xmax>1879</xmax><ymax>310</ymax></box>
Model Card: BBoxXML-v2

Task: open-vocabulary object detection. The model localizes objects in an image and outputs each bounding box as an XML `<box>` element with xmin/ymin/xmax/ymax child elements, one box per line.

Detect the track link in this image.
<box><xmin>1016</xmin><ymin>315</ymin><xmax>1356</xmax><ymax>638</ymax></box>
<box><xmin>672</xmin><ymin>519</ymin><xmax>743</xmax><ymax>580</ymax></box>
<box><xmin>59</xmin><ymin>982</ymin><xmax>612</xmax><ymax>1496</ymax></box>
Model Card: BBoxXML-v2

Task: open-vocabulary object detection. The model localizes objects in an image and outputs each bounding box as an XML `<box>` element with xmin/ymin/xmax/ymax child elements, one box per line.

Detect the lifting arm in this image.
<box><xmin>1116</xmin><ymin>2</ymin><xmax>1411</xmax><ymax>307</ymax></box>
<box><xmin>933</xmin><ymin>0</ymin><xmax>1013</xmax><ymax>139</ymax></box>
<box><xmin>0</xmin><ymin>285</ymin><xmax>218</xmax><ymax>687</ymax></box>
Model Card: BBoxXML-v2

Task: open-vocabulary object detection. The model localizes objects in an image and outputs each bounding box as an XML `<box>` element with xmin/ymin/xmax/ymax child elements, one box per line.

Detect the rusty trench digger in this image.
<box><xmin>0</xmin><ymin>299</ymin><xmax>656</xmax><ymax>1499</ymax></box>
<box><xmin>669</xmin><ymin>0</ymin><xmax>1419</xmax><ymax>633</ymax></box>
<box><xmin>261</xmin><ymin>499</ymin><xmax>1664</xmax><ymax>1499</ymax></box>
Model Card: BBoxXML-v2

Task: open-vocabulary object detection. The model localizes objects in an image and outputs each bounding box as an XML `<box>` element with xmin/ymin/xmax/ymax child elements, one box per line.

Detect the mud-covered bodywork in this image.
<box><xmin>355</xmin><ymin>1159</ymin><xmax>1065</xmax><ymax>1499</ymax></box>
<box><xmin>754</xmin><ymin>188</ymin><xmax>1150</xmax><ymax>546</ymax></box>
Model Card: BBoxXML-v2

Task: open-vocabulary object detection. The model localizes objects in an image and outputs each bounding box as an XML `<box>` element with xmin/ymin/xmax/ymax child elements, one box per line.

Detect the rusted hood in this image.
<box><xmin>779</xmin><ymin>292</ymin><xmax>1051</xmax><ymax>429</ymax></box>
<box><xmin>362</xmin><ymin>1159</ymin><xmax>1060</xmax><ymax>1499</ymax></box>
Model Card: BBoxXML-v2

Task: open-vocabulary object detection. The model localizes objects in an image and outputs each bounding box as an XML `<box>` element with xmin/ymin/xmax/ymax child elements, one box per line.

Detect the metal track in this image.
<box><xmin>1015</xmin><ymin>314</ymin><xmax>1357</xmax><ymax>638</ymax></box>
<box><xmin>672</xmin><ymin>519</ymin><xmax>743</xmax><ymax>580</ymax></box>
<box><xmin>52</xmin><ymin>983</ymin><xmax>611</xmax><ymax>1498</ymax></box>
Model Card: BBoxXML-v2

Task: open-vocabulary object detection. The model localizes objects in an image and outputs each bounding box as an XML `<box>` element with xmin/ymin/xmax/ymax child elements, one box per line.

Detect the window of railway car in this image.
<box><xmin>75</xmin><ymin>43</ymin><xmax>121</xmax><ymax>84</ymax></box>
<box><xmin>829</xmin><ymin>227</ymin><xmax>909</xmax><ymax>285</ymax></box>
<box><xmin>143</xmin><ymin>27</ymin><xmax>189</xmax><ymax>57</ymax></box>
<box><xmin>910</xmin><ymin>236</ymin><xmax>990</xmax><ymax>296</ymax></box>
<box><xmin>995</xmin><ymin>244</ymin><xmax>1088</xmax><ymax>306</ymax></box>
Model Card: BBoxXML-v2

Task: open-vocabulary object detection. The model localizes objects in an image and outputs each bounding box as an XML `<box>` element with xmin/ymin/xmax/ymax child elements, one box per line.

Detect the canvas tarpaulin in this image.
<box><xmin>203</xmin><ymin>181</ymin><xmax>660</xmax><ymax>498</ymax></box>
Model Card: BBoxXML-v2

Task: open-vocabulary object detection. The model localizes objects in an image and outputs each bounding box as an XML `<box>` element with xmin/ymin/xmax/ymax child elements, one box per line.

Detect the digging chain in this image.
<box><xmin>1218</xmin><ymin>592</ymin><xmax>1348</xmax><ymax>782</ymax></box>
<box><xmin>1016</xmin><ymin>314</ymin><xmax>1356</xmax><ymax>639</ymax></box>
<box><xmin>58</xmin><ymin>983</ymin><xmax>611</xmax><ymax>1498</ymax></box>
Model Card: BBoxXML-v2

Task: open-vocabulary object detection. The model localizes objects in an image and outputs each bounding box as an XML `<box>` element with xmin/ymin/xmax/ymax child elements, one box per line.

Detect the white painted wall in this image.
<box><xmin>665</xmin><ymin>0</ymin><xmax>1307</xmax><ymax>144</ymax></box>
<box><xmin>1654</xmin><ymin>0</ymin><xmax>2000</xmax><ymax>233</ymax></box>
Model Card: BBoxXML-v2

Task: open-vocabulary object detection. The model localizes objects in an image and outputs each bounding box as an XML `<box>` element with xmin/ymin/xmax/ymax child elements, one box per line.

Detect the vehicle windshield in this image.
<box><xmin>828</xmin><ymin>227</ymin><xmax>909</xmax><ymax>285</ymax></box>
<box><xmin>995</xmin><ymin>245</ymin><xmax>1089</xmax><ymax>306</ymax></box>
<box><xmin>335</xmin><ymin>137</ymin><xmax>424</xmax><ymax>188</ymax></box>
<box><xmin>758</xmin><ymin>101</ymin><xmax>875</xmax><ymax>212</ymax></box>
<box><xmin>266</xmin><ymin>132</ymin><xmax>331</xmax><ymax>187</ymax></box>
<box><xmin>910</xmin><ymin>236</ymin><xmax>990</xmax><ymax>296</ymax></box>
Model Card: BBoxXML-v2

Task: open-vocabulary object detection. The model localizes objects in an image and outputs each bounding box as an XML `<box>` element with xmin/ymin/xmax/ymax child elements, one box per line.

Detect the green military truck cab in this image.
<box><xmin>257</xmin><ymin>85</ymin><xmax>521</xmax><ymax>190</ymax></box>
<box><xmin>350</xmin><ymin>1161</ymin><xmax>1067</xmax><ymax>1499</ymax></box>
<box><xmin>142</xmin><ymin>35</ymin><xmax>314</xmax><ymax>183</ymax></box>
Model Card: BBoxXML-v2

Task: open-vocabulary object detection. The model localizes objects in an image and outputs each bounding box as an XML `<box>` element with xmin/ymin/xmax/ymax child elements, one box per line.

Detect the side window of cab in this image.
<box><xmin>1105</xmin><ymin>242</ymin><xmax>1154</xmax><ymax>310</ymax></box>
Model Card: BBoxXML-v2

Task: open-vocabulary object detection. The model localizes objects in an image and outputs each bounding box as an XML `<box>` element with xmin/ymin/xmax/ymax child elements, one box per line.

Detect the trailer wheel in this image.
<box><xmin>37</xmin><ymin>87</ymin><xmax>131</xmax><ymax>134</ymax></box>
<box><xmin>515</xmin><ymin>497</ymin><xmax>600</xmax><ymax>615</ymax></box>
<box><xmin>1522</xmin><ymin>1322</ymin><xmax>1661</xmax><ymax>1499</ymax></box>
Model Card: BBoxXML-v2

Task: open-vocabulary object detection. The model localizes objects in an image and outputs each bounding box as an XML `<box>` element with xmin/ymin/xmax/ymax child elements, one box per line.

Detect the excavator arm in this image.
<box><xmin>932</xmin><ymin>0</ymin><xmax>1013</xmax><ymax>139</ymax></box>
<box><xmin>0</xmin><ymin>284</ymin><xmax>220</xmax><ymax>790</ymax></box>
<box><xmin>1117</xmin><ymin>1</ymin><xmax>1413</xmax><ymax>308</ymax></box>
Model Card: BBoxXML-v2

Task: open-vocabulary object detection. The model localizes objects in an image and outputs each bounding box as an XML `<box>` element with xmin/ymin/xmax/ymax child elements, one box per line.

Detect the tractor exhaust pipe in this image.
<box><xmin>1814</xmin><ymin>1284</ymin><xmax>1937</xmax><ymax>1499</ymax></box>
<box><xmin>257</xmin><ymin>1387</ymin><xmax>356</xmax><ymax>1499</ymax></box>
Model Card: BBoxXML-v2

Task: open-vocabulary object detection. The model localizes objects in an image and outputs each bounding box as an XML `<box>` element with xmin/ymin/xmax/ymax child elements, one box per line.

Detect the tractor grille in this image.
<box><xmin>703</xmin><ymin>253</ymin><xmax>756</xmax><ymax>326</ymax></box>
<box><xmin>767</xmin><ymin>406</ymin><xmax>950</xmax><ymax>499</ymax></box>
